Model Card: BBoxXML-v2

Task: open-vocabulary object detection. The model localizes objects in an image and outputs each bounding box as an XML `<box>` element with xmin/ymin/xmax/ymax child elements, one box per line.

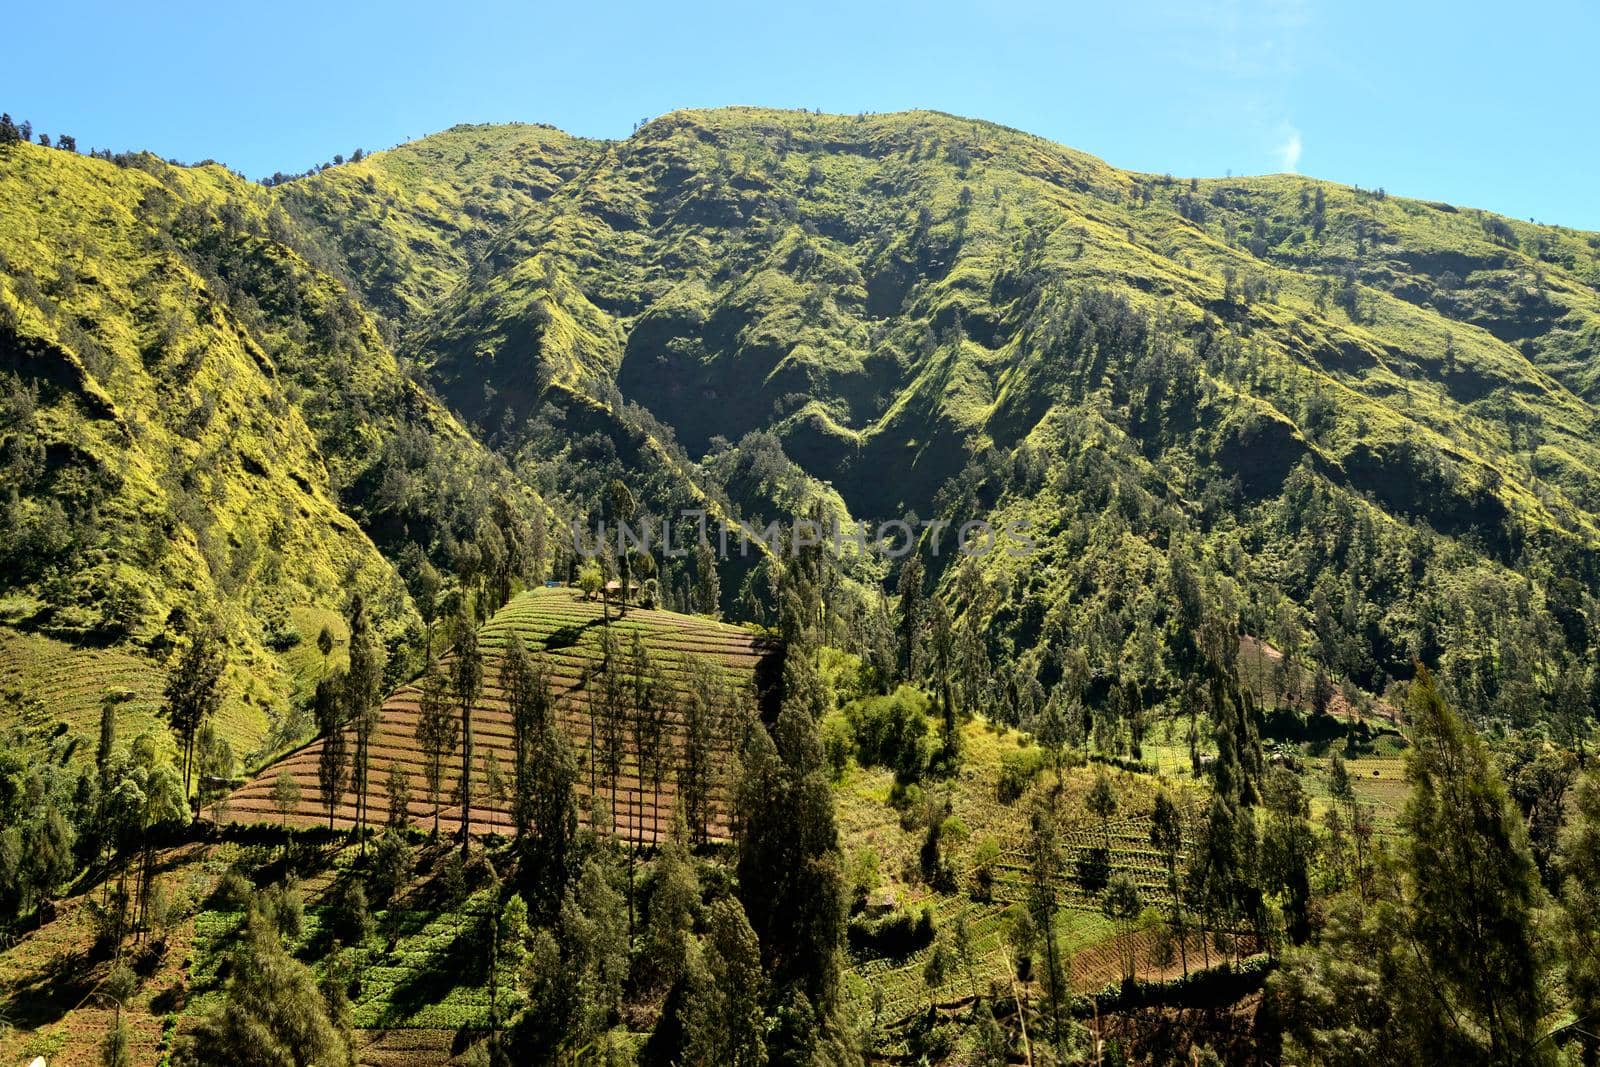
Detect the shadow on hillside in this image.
<box><xmin>376</xmin><ymin>907</ymin><xmax>491</xmax><ymax>1027</ymax></box>
<box><xmin>2</xmin><ymin>939</ymin><xmax>100</xmax><ymax>1030</ymax></box>
<box><xmin>542</xmin><ymin>617</ymin><xmax>604</xmax><ymax>651</ymax></box>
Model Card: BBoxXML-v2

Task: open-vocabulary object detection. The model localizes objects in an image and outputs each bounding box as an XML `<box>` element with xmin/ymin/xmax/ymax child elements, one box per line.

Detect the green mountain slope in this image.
<box><xmin>0</xmin><ymin>142</ymin><xmax>550</xmax><ymax>759</ymax></box>
<box><xmin>405</xmin><ymin>107</ymin><xmax>1600</xmax><ymax>727</ymax></box>
<box><xmin>276</xmin><ymin>122</ymin><xmax>599</xmax><ymax>327</ymax></box>
<box><xmin>3</xmin><ymin>105</ymin><xmax>1598</xmax><ymax>759</ymax></box>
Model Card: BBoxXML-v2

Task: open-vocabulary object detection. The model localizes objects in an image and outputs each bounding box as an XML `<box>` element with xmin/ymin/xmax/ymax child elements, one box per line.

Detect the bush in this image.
<box><xmin>847</xmin><ymin>904</ymin><xmax>936</xmax><ymax>958</ymax></box>
<box><xmin>970</xmin><ymin>836</ymin><xmax>1002</xmax><ymax>901</ymax></box>
<box><xmin>209</xmin><ymin>869</ymin><xmax>253</xmax><ymax>911</ymax></box>
<box><xmin>820</xmin><ymin>712</ymin><xmax>854</xmax><ymax>779</ymax></box>
<box><xmin>328</xmin><ymin>878</ymin><xmax>373</xmax><ymax>946</ymax></box>
<box><xmin>367</xmin><ymin>829</ymin><xmax>412</xmax><ymax>905</ymax></box>
<box><xmin>997</xmin><ymin>746</ymin><xmax>1047</xmax><ymax>803</ymax></box>
<box><xmin>845</xmin><ymin>686</ymin><xmax>931</xmax><ymax>782</ymax></box>
<box><xmin>254</xmin><ymin>881</ymin><xmax>304</xmax><ymax>942</ymax></box>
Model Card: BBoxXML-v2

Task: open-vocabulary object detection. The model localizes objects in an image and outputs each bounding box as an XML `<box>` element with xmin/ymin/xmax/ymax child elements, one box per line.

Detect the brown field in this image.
<box><xmin>215</xmin><ymin>589</ymin><xmax>780</xmax><ymax>846</ymax></box>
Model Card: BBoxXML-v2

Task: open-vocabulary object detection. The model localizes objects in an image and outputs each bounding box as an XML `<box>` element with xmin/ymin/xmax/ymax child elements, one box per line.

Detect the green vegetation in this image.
<box><xmin>2</xmin><ymin>106</ymin><xmax>1600</xmax><ymax>1063</ymax></box>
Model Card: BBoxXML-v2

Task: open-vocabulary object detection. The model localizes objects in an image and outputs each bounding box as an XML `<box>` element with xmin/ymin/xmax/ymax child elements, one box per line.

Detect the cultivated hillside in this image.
<box><xmin>221</xmin><ymin>588</ymin><xmax>779</xmax><ymax>843</ymax></box>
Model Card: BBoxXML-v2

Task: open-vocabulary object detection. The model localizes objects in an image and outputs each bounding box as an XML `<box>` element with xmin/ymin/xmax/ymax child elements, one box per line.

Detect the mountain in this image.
<box><xmin>4</xmin><ymin>104</ymin><xmax>1600</xmax><ymax>1067</ymax></box>
<box><xmin>0</xmin><ymin>138</ymin><xmax>550</xmax><ymax>759</ymax></box>
<box><xmin>3</xmin><ymin>105</ymin><xmax>1599</xmax><ymax>762</ymax></box>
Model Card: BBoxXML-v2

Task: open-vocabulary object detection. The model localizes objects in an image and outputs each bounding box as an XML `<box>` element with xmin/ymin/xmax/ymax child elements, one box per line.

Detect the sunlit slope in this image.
<box><xmin>0</xmin><ymin>139</ymin><xmax>546</xmax><ymax>757</ymax></box>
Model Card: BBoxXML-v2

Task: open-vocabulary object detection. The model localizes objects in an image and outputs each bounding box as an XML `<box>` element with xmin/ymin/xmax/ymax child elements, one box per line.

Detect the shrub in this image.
<box><xmin>367</xmin><ymin>829</ymin><xmax>412</xmax><ymax>905</ymax></box>
<box><xmin>970</xmin><ymin>836</ymin><xmax>1002</xmax><ymax>901</ymax></box>
<box><xmin>209</xmin><ymin>869</ymin><xmax>253</xmax><ymax>911</ymax></box>
<box><xmin>328</xmin><ymin>878</ymin><xmax>373</xmax><ymax>946</ymax></box>
<box><xmin>997</xmin><ymin>746</ymin><xmax>1047</xmax><ymax>802</ymax></box>
<box><xmin>847</xmin><ymin>904</ymin><xmax>937</xmax><ymax>958</ymax></box>
<box><xmin>820</xmin><ymin>712</ymin><xmax>854</xmax><ymax>779</ymax></box>
<box><xmin>253</xmin><ymin>881</ymin><xmax>303</xmax><ymax>942</ymax></box>
<box><xmin>846</xmin><ymin>686</ymin><xmax>931</xmax><ymax>782</ymax></box>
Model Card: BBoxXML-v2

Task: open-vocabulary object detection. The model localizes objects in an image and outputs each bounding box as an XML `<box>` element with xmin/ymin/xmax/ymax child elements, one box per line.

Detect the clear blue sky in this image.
<box><xmin>5</xmin><ymin>0</ymin><xmax>1597</xmax><ymax>228</ymax></box>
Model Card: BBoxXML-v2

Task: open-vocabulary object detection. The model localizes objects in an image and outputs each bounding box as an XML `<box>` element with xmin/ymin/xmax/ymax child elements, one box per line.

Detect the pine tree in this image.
<box><xmin>895</xmin><ymin>552</ymin><xmax>924</xmax><ymax>682</ymax></box>
<box><xmin>1403</xmin><ymin>667</ymin><xmax>1550</xmax><ymax>1061</ymax></box>
<box><xmin>165</xmin><ymin>622</ymin><xmax>226</xmax><ymax>801</ymax></box>
<box><xmin>414</xmin><ymin>670</ymin><xmax>458</xmax><ymax>837</ymax></box>
<box><xmin>609</xmin><ymin>479</ymin><xmax>637</xmax><ymax>614</ymax></box>
<box><xmin>1150</xmin><ymin>789</ymin><xmax>1188</xmax><ymax>975</ymax></box>
<box><xmin>451</xmin><ymin>613</ymin><xmax>482</xmax><ymax>857</ymax></box>
<box><xmin>680</xmin><ymin>656</ymin><xmax>726</xmax><ymax>845</ymax></box>
<box><xmin>344</xmin><ymin>594</ymin><xmax>386</xmax><ymax>850</ymax></box>
<box><xmin>315</xmin><ymin>673</ymin><xmax>348</xmax><ymax>830</ymax></box>
<box><xmin>179</xmin><ymin>909</ymin><xmax>353</xmax><ymax>1066</ymax></box>
<box><xmin>1557</xmin><ymin>771</ymin><xmax>1600</xmax><ymax>1067</ymax></box>
<box><xmin>693</xmin><ymin>541</ymin><xmax>721</xmax><ymax>617</ymax></box>
<box><xmin>502</xmin><ymin>633</ymin><xmax>552</xmax><ymax>841</ymax></box>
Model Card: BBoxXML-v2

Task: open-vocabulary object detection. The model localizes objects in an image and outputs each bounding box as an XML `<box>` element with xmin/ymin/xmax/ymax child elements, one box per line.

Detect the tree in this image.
<box><xmin>315</xmin><ymin>673</ymin><xmax>348</xmax><ymax>830</ymax></box>
<box><xmin>895</xmin><ymin>552</ymin><xmax>924</xmax><ymax>682</ymax></box>
<box><xmin>642</xmin><ymin>828</ymin><xmax>700</xmax><ymax>993</ymax></box>
<box><xmin>483</xmin><ymin>750</ymin><xmax>506</xmax><ymax>836</ymax></box>
<box><xmin>524</xmin><ymin>697</ymin><xmax>580</xmax><ymax>912</ymax></box>
<box><xmin>345</xmin><ymin>594</ymin><xmax>386</xmax><ymax>850</ymax></box>
<box><xmin>451</xmin><ymin>613</ymin><xmax>483</xmax><ymax>857</ymax></box>
<box><xmin>735</xmin><ymin>705</ymin><xmax>849</xmax><ymax>1014</ymax></box>
<box><xmin>1557</xmin><ymin>771</ymin><xmax>1600</xmax><ymax>1067</ymax></box>
<box><xmin>1272</xmin><ymin>667</ymin><xmax>1554</xmax><ymax>1065</ymax></box>
<box><xmin>636</xmin><ymin>649</ymin><xmax>675</xmax><ymax>846</ymax></box>
<box><xmin>410</xmin><ymin>559</ymin><xmax>443</xmax><ymax>670</ymax></box>
<box><xmin>1024</xmin><ymin>788</ymin><xmax>1071</xmax><ymax>1051</ymax></box>
<box><xmin>678</xmin><ymin>895</ymin><xmax>767</xmax><ymax>1066</ymax></box>
<box><xmin>1401</xmin><ymin>666</ymin><xmax>1547</xmax><ymax>1061</ymax></box>
<box><xmin>179</xmin><ymin>908</ymin><xmax>353</xmax><ymax>1067</ymax></box>
<box><xmin>1086</xmin><ymin>768</ymin><xmax>1118</xmax><ymax>850</ymax></box>
<box><xmin>922</xmin><ymin>935</ymin><xmax>952</xmax><ymax>1008</ymax></box>
<box><xmin>502</xmin><ymin>633</ymin><xmax>552</xmax><ymax>841</ymax></box>
<box><xmin>1149</xmin><ymin>789</ymin><xmax>1188</xmax><ymax>975</ymax></box>
<box><xmin>927</xmin><ymin>599</ymin><xmax>959</xmax><ymax>768</ymax></box>
<box><xmin>1102</xmin><ymin>872</ymin><xmax>1142</xmax><ymax>982</ymax></box>
<box><xmin>384</xmin><ymin>762</ymin><xmax>411</xmax><ymax>830</ymax></box>
<box><xmin>271</xmin><ymin>772</ymin><xmax>300</xmax><ymax>829</ymax></box>
<box><xmin>165</xmin><ymin>622</ymin><xmax>226</xmax><ymax>800</ymax></box>
<box><xmin>624</xmin><ymin>634</ymin><xmax>666</xmax><ymax>928</ymax></box>
<box><xmin>595</xmin><ymin>626</ymin><xmax>628</xmax><ymax>814</ymax></box>
<box><xmin>1261</xmin><ymin>768</ymin><xmax>1315</xmax><ymax>945</ymax></box>
<box><xmin>576</xmin><ymin>559</ymin><xmax>604</xmax><ymax>602</ymax></box>
<box><xmin>609</xmin><ymin>479</ymin><xmax>637</xmax><ymax>613</ymax></box>
<box><xmin>693</xmin><ymin>541</ymin><xmax>721</xmax><ymax>618</ymax></box>
<box><xmin>680</xmin><ymin>657</ymin><xmax>727</xmax><ymax>845</ymax></box>
<box><xmin>414</xmin><ymin>670</ymin><xmax>458</xmax><ymax>836</ymax></box>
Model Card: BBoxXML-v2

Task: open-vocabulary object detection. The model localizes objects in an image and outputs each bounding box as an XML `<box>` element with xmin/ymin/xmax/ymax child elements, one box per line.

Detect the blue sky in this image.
<box><xmin>5</xmin><ymin>0</ymin><xmax>1597</xmax><ymax>228</ymax></box>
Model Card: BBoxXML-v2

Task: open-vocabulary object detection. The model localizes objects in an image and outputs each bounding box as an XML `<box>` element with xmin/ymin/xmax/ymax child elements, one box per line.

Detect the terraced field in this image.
<box><xmin>835</xmin><ymin>720</ymin><xmax>1227</xmax><ymax>1037</ymax></box>
<box><xmin>217</xmin><ymin>589</ymin><xmax>780</xmax><ymax>846</ymax></box>
<box><xmin>0</xmin><ymin>628</ymin><xmax>173</xmax><ymax>758</ymax></box>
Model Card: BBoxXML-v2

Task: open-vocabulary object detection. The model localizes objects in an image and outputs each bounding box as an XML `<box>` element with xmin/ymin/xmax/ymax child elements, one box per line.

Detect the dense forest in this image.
<box><xmin>1</xmin><ymin>106</ymin><xmax>1598</xmax><ymax>1065</ymax></box>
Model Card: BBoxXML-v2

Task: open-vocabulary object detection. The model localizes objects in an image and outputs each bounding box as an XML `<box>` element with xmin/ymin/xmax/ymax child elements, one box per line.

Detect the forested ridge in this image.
<box><xmin>1</xmin><ymin>106</ymin><xmax>1598</xmax><ymax>1065</ymax></box>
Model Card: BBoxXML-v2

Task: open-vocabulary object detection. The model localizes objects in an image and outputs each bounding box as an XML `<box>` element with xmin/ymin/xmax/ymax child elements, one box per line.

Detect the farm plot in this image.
<box><xmin>217</xmin><ymin>588</ymin><xmax>780</xmax><ymax>846</ymax></box>
<box><xmin>0</xmin><ymin>627</ymin><xmax>170</xmax><ymax>756</ymax></box>
<box><xmin>836</xmin><ymin>719</ymin><xmax>1221</xmax><ymax>1040</ymax></box>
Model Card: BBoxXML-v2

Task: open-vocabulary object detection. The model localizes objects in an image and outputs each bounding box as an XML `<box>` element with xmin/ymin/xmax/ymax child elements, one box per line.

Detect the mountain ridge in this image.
<box><xmin>3</xmin><ymin>104</ymin><xmax>1598</xmax><ymax>767</ymax></box>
